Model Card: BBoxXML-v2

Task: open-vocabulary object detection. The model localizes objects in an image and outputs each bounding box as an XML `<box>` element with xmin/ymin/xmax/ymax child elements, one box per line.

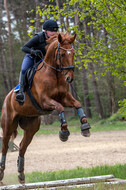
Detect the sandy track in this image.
<box><xmin>4</xmin><ymin>130</ymin><xmax>126</xmax><ymax>175</ymax></box>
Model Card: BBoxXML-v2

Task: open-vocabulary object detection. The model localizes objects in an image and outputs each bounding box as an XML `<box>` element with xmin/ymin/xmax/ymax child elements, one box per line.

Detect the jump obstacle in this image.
<box><xmin>0</xmin><ymin>174</ymin><xmax>126</xmax><ymax>190</ymax></box>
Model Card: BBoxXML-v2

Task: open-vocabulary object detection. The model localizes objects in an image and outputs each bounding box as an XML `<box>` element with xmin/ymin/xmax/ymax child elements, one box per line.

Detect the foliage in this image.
<box><xmin>27</xmin><ymin>0</ymin><xmax>126</xmax><ymax>115</ymax></box>
<box><xmin>1</xmin><ymin>0</ymin><xmax>126</xmax><ymax>117</ymax></box>
<box><xmin>118</xmin><ymin>99</ymin><xmax>126</xmax><ymax>119</ymax></box>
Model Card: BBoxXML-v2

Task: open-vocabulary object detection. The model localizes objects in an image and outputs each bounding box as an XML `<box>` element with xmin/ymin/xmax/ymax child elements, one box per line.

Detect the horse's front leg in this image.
<box><xmin>62</xmin><ymin>93</ymin><xmax>91</xmax><ymax>137</ymax></box>
<box><xmin>43</xmin><ymin>99</ymin><xmax>70</xmax><ymax>142</ymax></box>
<box><xmin>18</xmin><ymin>117</ymin><xmax>41</xmax><ymax>184</ymax></box>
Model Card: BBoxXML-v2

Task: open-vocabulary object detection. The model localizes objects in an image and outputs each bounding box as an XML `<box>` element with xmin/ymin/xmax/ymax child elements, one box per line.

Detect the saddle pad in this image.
<box><xmin>14</xmin><ymin>84</ymin><xmax>19</xmax><ymax>93</ymax></box>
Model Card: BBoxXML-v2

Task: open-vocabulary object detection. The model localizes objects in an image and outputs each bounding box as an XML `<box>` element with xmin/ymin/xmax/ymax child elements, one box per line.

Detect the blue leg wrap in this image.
<box><xmin>59</xmin><ymin>111</ymin><xmax>67</xmax><ymax>125</ymax></box>
<box><xmin>0</xmin><ymin>155</ymin><xmax>6</xmax><ymax>169</ymax></box>
<box><xmin>17</xmin><ymin>155</ymin><xmax>24</xmax><ymax>173</ymax></box>
<box><xmin>77</xmin><ymin>107</ymin><xmax>86</xmax><ymax>122</ymax></box>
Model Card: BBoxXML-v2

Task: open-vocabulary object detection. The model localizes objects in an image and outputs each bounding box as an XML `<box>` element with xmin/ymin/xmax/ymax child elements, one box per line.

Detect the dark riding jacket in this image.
<box><xmin>21</xmin><ymin>32</ymin><xmax>47</xmax><ymax>62</ymax></box>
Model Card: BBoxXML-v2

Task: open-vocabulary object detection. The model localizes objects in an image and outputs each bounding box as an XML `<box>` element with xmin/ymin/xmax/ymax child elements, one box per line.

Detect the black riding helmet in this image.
<box><xmin>43</xmin><ymin>19</ymin><xmax>59</xmax><ymax>32</ymax></box>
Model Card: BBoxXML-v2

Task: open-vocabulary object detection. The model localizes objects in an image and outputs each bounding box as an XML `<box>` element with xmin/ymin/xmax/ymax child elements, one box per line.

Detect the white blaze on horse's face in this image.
<box><xmin>67</xmin><ymin>51</ymin><xmax>71</xmax><ymax>55</ymax></box>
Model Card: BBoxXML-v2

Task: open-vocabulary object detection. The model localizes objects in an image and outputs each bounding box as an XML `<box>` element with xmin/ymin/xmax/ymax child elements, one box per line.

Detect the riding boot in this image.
<box><xmin>15</xmin><ymin>72</ymin><xmax>25</xmax><ymax>105</ymax></box>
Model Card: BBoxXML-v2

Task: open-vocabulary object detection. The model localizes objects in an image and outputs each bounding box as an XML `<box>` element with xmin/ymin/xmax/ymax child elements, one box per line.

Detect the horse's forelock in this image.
<box><xmin>46</xmin><ymin>32</ymin><xmax>72</xmax><ymax>46</ymax></box>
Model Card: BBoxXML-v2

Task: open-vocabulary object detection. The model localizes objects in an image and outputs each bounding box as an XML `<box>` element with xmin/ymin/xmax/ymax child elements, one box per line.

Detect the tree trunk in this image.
<box><xmin>35</xmin><ymin>0</ymin><xmax>41</xmax><ymax>33</ymax></box>
<box><xmin>20</xmin><ymin>1</ymin><xmax>29</xmax><ymax>43</ymax></box>
<box><xmin>75</xmin><ymin>13</ymin><xmax>92</xmax><ymax>118</ymax></box>
<box><xmin>88</xmin><ymin>63</ymin><xmax>104</xmax><ymax>118</ymax></box>
<box><xmin>0</xmin><ymin>0</ymin><xmax>11</xmax><ymax>93</ymax></box>
<box><xmin>103</xmin><ymin>27</ymin><xmax>116</xmax><ymax>115</ymax></box>
<box><xmin>69</xmin><ymin>81</ymin><xmax>78</xmax><ymax>116</ymax></box>
<box><xmin>81</xmin><ymin>66</ymin><xmax>92</xmax><ymax>118</ymax></box>
<box><xmin>4</xmin><ymin>0</ymin><xmax>16</xmax><ymax>88</ymax></box>
<box><xmin>56</xmin><ymin>0</ymin><xmax>64</xmax><ymax>32</ymax></box>
<box><xmin>84</xmin><ymin>20</ymin><xmax>104</xmax><ymax>118</ymax></box>
<box><xmin>66</xmin><ymin>16</ymin><xmax>70</xmax><ymax>32</ymax></box>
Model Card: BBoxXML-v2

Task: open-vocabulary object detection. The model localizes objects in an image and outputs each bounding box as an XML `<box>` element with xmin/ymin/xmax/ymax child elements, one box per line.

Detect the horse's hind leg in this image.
<box><xmin>17</xmin><ymin>116</ymin><xmax>41</xmax><ymax>184</ymax></box>
<box><xmin>0</xmin><ymin>113</ymin><xmax>18</xmax><ymax>181</ymax></box>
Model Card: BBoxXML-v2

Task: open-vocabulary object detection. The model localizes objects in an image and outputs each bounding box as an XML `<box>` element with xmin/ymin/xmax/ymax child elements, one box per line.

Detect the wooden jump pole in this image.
<box><xmin>0</xmin><ymin>175</ymin><xmax>114</xmax><ymax>190</ymax></box>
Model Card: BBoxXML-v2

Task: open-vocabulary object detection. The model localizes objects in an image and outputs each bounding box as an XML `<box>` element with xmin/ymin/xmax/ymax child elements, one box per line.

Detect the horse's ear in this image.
<box><xmin>70</xmin><ymin>34</ymin><xmax>76</xmax><ymax>43</ymax></box>
<box><xmin>58</xmin><ymin>34</ymin><xmax>63</xmax><ymax>44</ymax></box>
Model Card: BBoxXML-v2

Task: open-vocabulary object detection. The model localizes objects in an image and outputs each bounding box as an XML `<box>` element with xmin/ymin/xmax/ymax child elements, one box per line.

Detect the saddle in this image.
<box><xmin>14</xmin><ymin>60</ymin><xmax>42</xmax><ymax>93</ymax></box>
<box><xmin>14</xmin><ymin>60</ymin><xmax>48</xmax><ymax>113</ymax></box>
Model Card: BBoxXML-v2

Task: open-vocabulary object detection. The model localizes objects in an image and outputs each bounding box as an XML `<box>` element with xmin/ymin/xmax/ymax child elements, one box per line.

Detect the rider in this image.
<box><xmin>15</xmin><ymin>19</ymin><xmax>59</xmax><ymax>105</ymax></box>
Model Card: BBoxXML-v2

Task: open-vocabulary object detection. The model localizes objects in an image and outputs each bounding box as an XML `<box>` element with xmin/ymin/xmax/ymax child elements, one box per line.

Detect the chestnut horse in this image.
<box><xmin>0</xmin><ymin>33</ymin><xmax>91</xmax><ymax>184</ymax></box>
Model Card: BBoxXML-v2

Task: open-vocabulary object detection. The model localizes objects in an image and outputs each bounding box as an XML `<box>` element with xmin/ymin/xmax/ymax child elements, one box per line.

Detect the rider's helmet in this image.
<box><xmin>43</xmin><ymin>19</ymin><xmax>59</xmax><ymax>32</ymax></box>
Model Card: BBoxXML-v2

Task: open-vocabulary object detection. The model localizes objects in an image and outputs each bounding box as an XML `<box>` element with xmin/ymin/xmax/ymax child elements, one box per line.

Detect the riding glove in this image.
<box><xmin>31</xmin><ymin>50</ymin><xmax>43</xmax><ymax>58</ymax></box>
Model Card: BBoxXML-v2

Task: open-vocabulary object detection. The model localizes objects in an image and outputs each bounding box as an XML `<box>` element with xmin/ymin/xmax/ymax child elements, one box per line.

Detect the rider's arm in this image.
<box><xmin>21</xmin><ymin>35</ymin><xmax>39</xmax><ymax>54</ymax></box>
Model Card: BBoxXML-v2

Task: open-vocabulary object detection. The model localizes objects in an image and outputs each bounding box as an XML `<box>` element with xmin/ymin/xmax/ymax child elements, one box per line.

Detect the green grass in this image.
<box><xmin>3</xmin><ymin>114</ymin><xmax>126</xmax><ymax>189</ymax></box>
<box><xmin>25</xmin><ymin>164</ymin><xmax>126</xmax><ymax>183</ymax></box>
<box><xmin>3</xmin><ymin>164</ymin><xmax>126</xmax><ymax>189</ymax></box>
<box><xmin>17</xmin><ymin>115</ymin><xmax>126</xmax><ymax>136</ymax></box>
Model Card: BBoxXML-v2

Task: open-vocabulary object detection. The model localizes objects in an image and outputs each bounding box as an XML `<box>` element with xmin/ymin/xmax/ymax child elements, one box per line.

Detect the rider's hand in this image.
<box><xmin>31</xmin><ymin>50</ymin><xmax>42</xmax><ymax>57</ymax></box>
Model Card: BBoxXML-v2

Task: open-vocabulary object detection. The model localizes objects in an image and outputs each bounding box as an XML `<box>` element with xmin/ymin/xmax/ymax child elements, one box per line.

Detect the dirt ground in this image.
<box><xmin>4</xmin><ymin>130</ymin><xmax>126</xmax><ymax>175</ymax></box>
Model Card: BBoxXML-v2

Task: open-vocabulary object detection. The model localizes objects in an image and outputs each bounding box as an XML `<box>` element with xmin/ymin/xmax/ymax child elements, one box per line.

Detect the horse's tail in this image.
<box><xmin>11</xmin><ymin>129</ymin><xmax>18</xmax><ymax>141</ymax></box>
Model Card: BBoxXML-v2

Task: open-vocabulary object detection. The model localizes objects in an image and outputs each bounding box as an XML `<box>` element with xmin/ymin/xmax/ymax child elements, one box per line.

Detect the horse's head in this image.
<box><xmin>56</xmin><ymin>33</ymin><xmax>76</xmax><ymax>83</ymax></box>
<box><xmin>45</xmin><ymin>33</ymin><xmax>76</xmax><ymax>83</ymax></box>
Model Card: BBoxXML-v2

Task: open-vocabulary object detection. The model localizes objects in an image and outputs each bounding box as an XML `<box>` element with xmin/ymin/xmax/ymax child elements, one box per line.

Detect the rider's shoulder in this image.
<box><xmin>34</xmin><ymin>32</ymin><xmax>46</xmax><ymax>43</ymax></box>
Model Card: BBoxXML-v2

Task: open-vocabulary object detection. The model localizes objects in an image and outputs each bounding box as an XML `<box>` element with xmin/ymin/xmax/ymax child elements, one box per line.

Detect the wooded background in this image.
<box><xmin>0</xmin><ymin>0</ymin><xmax>126</xmax><ymax>120</ymax></box>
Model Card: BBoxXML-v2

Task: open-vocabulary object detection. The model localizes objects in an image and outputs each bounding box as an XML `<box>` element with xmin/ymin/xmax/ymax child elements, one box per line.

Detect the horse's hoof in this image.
<box><xmin>81</xmin><ymin>123</ymin><xmax>91</xmax><ymax>137</ymax></box>
<box><xmin>59</xmin><ymin>130</ymin><xmax>70</xmax><ymax>142</ymax></box>
<box><xmin>0</xmin><ymin>168</ymin><xmax>4</xmax><ymax>181</ymax></box>
<box><xmin>18</xmin><ymin>172</ymin><xmax>25</xmax><ymax>184</ymax></box>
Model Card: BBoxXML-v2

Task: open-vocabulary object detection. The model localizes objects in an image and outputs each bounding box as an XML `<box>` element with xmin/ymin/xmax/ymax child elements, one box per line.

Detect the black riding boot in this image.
<box><xmin>15</xmin><ymin>72</ymin><xmax>25</xmax><ymax>105</ymax></box>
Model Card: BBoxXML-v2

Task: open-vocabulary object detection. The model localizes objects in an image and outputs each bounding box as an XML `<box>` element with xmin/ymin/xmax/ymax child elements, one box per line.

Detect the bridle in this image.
<box><xmin>39</xmin><ymin>42</ymin><xmax>75</xmax><ymax>73</ymax></box>
<box><xmin>56</xmin><ymin>42</ymin><xmax>75</xmax><ymax>72</ymax></box>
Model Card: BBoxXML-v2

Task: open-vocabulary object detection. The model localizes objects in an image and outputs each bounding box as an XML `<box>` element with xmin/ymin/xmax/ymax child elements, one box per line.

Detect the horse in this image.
<box><xmin>0</xmin><ymin>32</ymin><xmax>91</xmax><ymax>184</ymax></box>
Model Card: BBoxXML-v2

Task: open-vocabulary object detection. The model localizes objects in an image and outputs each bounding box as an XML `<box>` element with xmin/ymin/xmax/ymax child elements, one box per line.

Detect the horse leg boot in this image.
<box><xmin>17</xmin><ymin>155</ymin><xmax>25</xmax><ymax>184</ymax></box>
<box><xmin>15</xmin><ymin>72</ymin><xmax>25</xmax><ymax>105</ymax></box>
<box><xmin>0</xmin><ymin>155</ymin><xmax>6</xmax><ymax>181</ymax></box>
<box><xmin>77</xmin><ymin>108</ymin><xmax>91</xmax><ymax>137</ymax></box>
<box><xmin>59</xmin><ymin>112</ymin><xmax>70</xmax><ymax>142</ymax></box>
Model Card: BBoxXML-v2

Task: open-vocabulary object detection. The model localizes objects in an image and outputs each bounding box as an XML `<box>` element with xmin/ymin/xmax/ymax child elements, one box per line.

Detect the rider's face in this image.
<box><xmin>46</xmin><ymin>30</ymin><xmax>56</xmax><ymax>38</ymax></box>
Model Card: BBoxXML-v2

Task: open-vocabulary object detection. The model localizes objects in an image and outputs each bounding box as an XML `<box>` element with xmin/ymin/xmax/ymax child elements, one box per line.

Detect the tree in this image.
<box><xmin>0</xmin><ymin>0</ymin><xmax>126</xmax><ymax>117</ymax></box>
<box><xmin>4</xmin><ymin>0</ymin><xmax>16</xmax><ymax>87</ymax></box>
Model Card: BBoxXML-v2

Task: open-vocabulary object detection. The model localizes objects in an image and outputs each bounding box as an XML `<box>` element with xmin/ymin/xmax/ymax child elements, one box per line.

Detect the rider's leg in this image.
<box><xmin>15</xmin><ymin>54</ymin><xmax>34</xmax><ymax>105</ymax></box>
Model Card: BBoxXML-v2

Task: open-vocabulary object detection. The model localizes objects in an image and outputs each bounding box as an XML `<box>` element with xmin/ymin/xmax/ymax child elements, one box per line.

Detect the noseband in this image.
<box><xmin>57</xmin><ymin>42</ymin><xmax>75</xmax><ymax>72</ymax></box>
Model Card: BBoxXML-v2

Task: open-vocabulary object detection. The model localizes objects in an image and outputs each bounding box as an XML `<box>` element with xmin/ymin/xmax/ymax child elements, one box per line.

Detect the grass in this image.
<box><xmin>25</xmin><ymin>164</ymin><xmax>126</xmax><ymax>183</ymax></box>
<box><xmin>17</xmin><ymin>115</ymin><xmax>126</xmax><ymax>135</ymax></box>
<box><xmin>3</xmin><ymin>164</ymin><xmax>126</xmax><ymax>189</ymax></box>
<box><xmin>4</xmin><ymin>114</ymin><xmax>126</xmax><ymax>189</ymax></box>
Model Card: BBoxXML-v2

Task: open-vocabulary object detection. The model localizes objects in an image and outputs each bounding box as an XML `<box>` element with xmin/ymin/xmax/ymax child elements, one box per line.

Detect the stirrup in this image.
<box><xmin>15</xmin><ymin>93</ymin><xmax>25</xmax><ymax>105</ymax></box>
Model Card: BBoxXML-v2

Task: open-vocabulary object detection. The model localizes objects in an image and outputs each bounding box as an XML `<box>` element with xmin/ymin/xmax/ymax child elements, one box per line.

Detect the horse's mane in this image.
<box><xmin>46</xmin><ymin>32</ymin><xmax>71</xmax><ymax>50</ymax></box>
